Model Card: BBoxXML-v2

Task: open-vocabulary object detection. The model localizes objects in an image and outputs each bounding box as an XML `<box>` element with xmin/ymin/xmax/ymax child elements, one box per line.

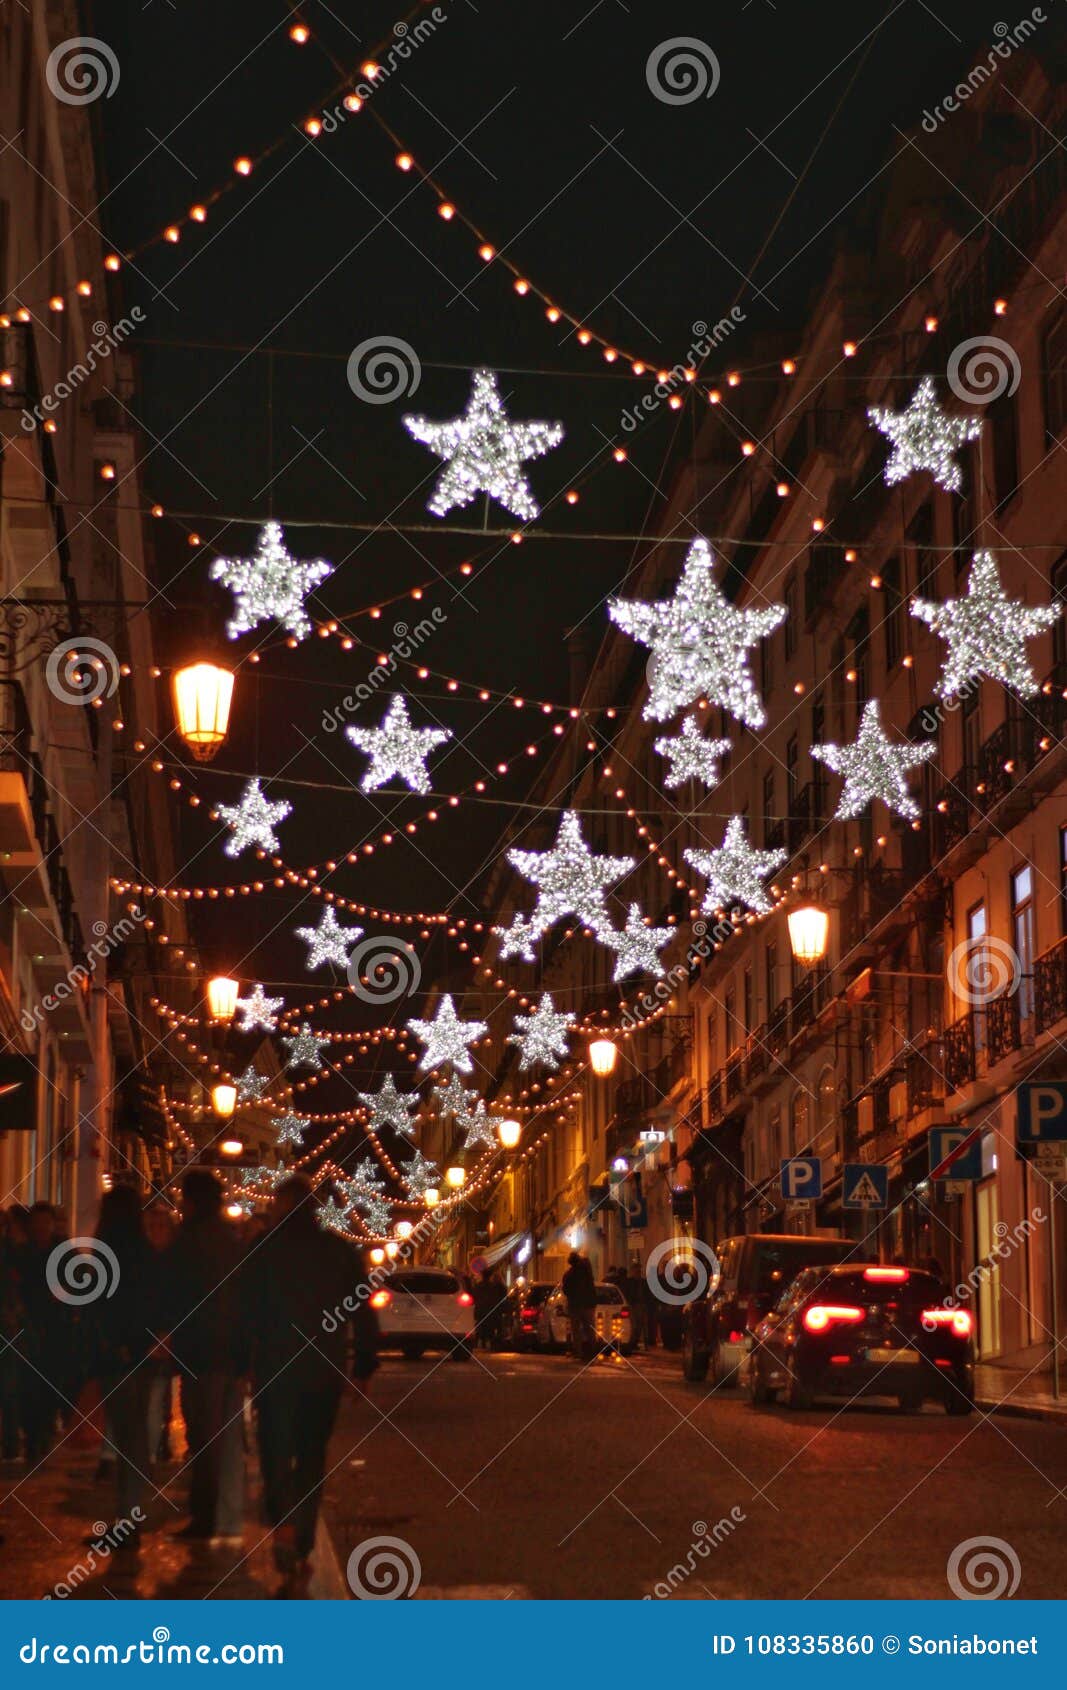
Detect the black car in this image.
<box><xmin>682</xmin><ymin>1232</ymin><xmax>854</xmax><ymax>1384</ymax></box>
<box><xmin>499</xmin><ymin>1281</ymin><xmax>554</xmax><ymax>1351</ymax></box>
<box><xmin>747</xmin><ymin>1264</ymin><xmax>975</xmax><ymax>1414</ymax></box>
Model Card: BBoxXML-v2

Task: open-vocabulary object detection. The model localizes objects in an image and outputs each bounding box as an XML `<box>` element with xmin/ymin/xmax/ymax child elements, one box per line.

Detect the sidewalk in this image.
<box><xmin>0</xmin><ymin>1423</ymin><xmax>345</xmax><ymax>1600</ymax></box>
<box><xmin>975</xmin><ymin>1362</ymin><xmax>1067</xmax><ymax>1423</ymax></box>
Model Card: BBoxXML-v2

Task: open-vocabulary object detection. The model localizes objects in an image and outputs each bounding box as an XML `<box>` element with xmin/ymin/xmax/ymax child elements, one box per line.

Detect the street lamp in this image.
<box><xmin>218</xmin><ymin>1136</ymin><xmax>243</xmax><ymax>1157</ymax></box>
<box><xmin>497</xmin><ymin>1118</ymin><xmax>522</xmax><ymax>1150</ymax></box>
<box><xmin>211</xmin><ymin>1082</ymin><xmax>237</xmax><ymax>1117</ymax></box>
<box><xmin>395</xmin><ymin>1219</ymin><xmax>414</xmax><ymax>1240</ymax></box>
<box><xmin>589</xmin><ymin>1037</ymin><xmax>618</xmax><ymax>1077</ymax></box>
<box><xmin>787</xmin><ymin>905</ymin><xmax>830</xmax><ymax>967</ymax></box>
<box><xmin>172</xmin><ymin>661</ymin><xmax>234</xmax><ymax>761</ymax></box>
<box><xmin>206</xmin><ymin>974</ymin><xmax>239</xmax><ymax>1021</ymax></box>
<box><xmin>445</xmin><ymin>1163</ymin><xmax>466</xmax><ymax>1189</ymax></box>
<box><xmin>423</xmin><ymin>1187</ymin><xmax>440</xmax><ymax>1208</ymax></box>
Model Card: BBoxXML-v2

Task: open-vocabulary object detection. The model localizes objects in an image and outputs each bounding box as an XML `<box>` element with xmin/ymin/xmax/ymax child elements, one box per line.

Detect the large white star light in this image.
<box><xmin>403</xmin><ymin>368</ymin><xmax>564</xmax><ymax>521</ymax></box>
<box><xmin>235</xmin><ymin>1064</ymin><xmax>270</xmax><ymax>1103</ymax></box>
<box><xmin>654</xmin><ymin>715</ymin><xmax>732</xmax><ymax>790</ymax></box>
<box><xmin>508</xmin><ymin>993</ymin><xmax>574</xmax><ymax>1072</ymax></box>
<box><xmin>210</xmin><ymin>521</ymin><xmax>333</xmax><ymax>642</ymax></box>
<box><xmin>294</xmin><ymin>904</ymin><xmax>364</xmax><ymax>971</ymax></box>
<box><xmin>912</xmin><ymin>549</ymin><xmax>1061</xmax><ymax>700</ymax></box>
<box><xmin>281</xmin><ymin>1022</ymin><xmax>331</xmax><ymax>1072</ymax></box>
<box><xmin>609</xmin><ymin>537</ymin><xmax>786</xmax><ymax>727</ymax></box>
<box><xmin>346</xmin><ymin>693</ymin><xmax>452</xmax><ymax>795</ymax></box>
<box><xmin>810</xmin><ymin>699</ymin><xmax>936</xmax><ymax>821</ymax></box>
<box><xmin>217</xmin><ymin>778</ymin><xmax>291</xmax><ymax>859</ymax></box>
<box><xmin>275</xmin><ymin>1112</ymin><xmax>311</xmax><ymax>1149</ymax></box>
<box><xmin>506</xmin><ymin>810</ymin><xmax>635</xmax><ymax>943</ymax></box>
<box><xmin>868</xmin><ymin>376</ymin><xmax>982</xmax><ymax>494</ymax></box>
<box><xmin>600</xmin><ymin>902</ymin><xmax>674</xmax><ymax>983</ymax></box>
<box><xmin>234</xmin><ymin>983</ymin><xmax>284</xmax><ymax>1034</ymax></box>
<box><xmin>358</xmin><ymin>1074</ymin><xmax>418</xmax><ymax>1138</ymax></box>
<box><xmin>684</xmin><ymin>816</ymin><xmax>787</xmax><ymax>917</ymax></box>
<box><xmin>407</xmin><ymin>993</ymin><xmax>488</xmax><ymax>1075</ymax></box>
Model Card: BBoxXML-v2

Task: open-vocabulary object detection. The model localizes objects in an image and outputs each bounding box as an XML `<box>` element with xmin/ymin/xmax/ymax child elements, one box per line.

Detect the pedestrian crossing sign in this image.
<box><xmin>842</xmin><ymin>1163</ymin><xmax>889</xmax><ymax>1209</ymax></box>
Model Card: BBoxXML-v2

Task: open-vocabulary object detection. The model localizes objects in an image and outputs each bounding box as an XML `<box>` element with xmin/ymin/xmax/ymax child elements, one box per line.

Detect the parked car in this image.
<box><xmin>499</xmin><ymin>1281</ymin><xmax>554</xmax><ymax>1351</ymax></box>
<box><xmin>682</xmin><ymin>1232</ymin><xmax>854</xmax><ymax>1385</ymax></box>
<box><xmin>370</xmin><ymin>1267</ymin><xmax>475</xmax><ymax>1359</ymax></box>
<box><xmin>539</xmin><ymin>1281</ymin><xmax>635</xmax><ymax>1355</ymax></box>
<box><xmin>747</xmin><ymin>1264</ymin><xmax>975</xmax><ymax>1413</ymax></box>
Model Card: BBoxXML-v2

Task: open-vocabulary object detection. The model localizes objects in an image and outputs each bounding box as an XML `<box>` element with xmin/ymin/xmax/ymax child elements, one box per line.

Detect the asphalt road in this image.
<box><xmin>322</xmin><ymin>1349</ymin><xmax>1067</xmax><ymax>1600</ymax></box>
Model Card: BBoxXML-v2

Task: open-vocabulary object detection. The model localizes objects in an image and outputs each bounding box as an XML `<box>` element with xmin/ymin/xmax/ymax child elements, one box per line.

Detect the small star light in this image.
<box><xmin>344</xmin><ymin>1156</ymin><xmax>387</xmax><ymax>1196</ymax></box>
<box><xmin>217</xmin><ymin>778</ymin><xmax>291</xmax><ymax>859</ymax></box>
<box><xmin>460</xmin><ymin>1100</ymin><xmax>503</xmax><ymax>1151</ymax></box>
<box><xmin>235</xmin><ymin>1064</ymin><xmax>270</xmax><ymax>1103</ymax></box>
<box><xmin>403</xmin><ymin>367</ymin><xmax>564</xmax><ymax>521</ymax></box>
<box><xmin>432</xmin><ymin>1074</ymin><xmax>478</xmax><ymax>1118</ymax></box>
<box><xmin>403</xmin><ymin>1150</ymin><xmax>441</xmax><ymax>1198</ymax></box>
<box><xmin>508</xmin><ymin>993</ymin><xmax>574</xmax><ymax>1072</ymax></box>
<box><xmin>294</xmin><ymin>904</ymin><xmax>364</xmax><ymax>971</ymax></box>
<box><xmin>609</xmin><ymin>537</ymin><xmax>786</xmax><ymax>727</ymax></box>
<box><xmin>600</xmin><ymin>902</ymin><xmax>674</xmax><ymax>984</ymax></box>
<box><xmin>491</xmin><ymin>913</ymin><xmax>538</xmax><ymax>963</ymax></box>
<box><xmin>810</xmin><ymin>699</ymin><xmax>936</xmax><ymax>821</ymax></box>
<box><xmin>912</xmin><ymin>549</ymin><xmax>1061</xmax><ymax>700</ymax></box>
<box><xmin>868</xmin><ymin>375</ymin><xmax>982</xmax><ymax>494</ymax></box>
<box><xmin>358</xmin><ymin>1074</ymin><xmax>418</xmax><ymax>1138</ymax></box>
<box><xmin>234</xmin><ymin>983</ymin><xmax>284</xmax><ymax>1034</ymax></box>
<box><xmin>654</xmin><ymin>715</ymin><xmax>732</xmax><ymax>790</ymax></box>
<box><xmin>407</xmin><ymin>993</ymin><xmax>488</xmax><ymax>1075</ymax></box>
<box><xmin>210</xmin><ymin>521</ymin><xmax>332</xmax><ymax>642</ymax></box>
<box><xmin>507</xmin><ymin>810</ymin><xmax>635</xmax><ymax>942</ymax></box>
<box><xmin>319</xmin><ymin>1197</ymin><xmax>352</xmax><ymax>1236</ymax></box>
<box><xmin>346</xmin><ymin>693</ymin><xmax>452</xmax><ymax>795</ymax></box>
<box><xmin>684</xmin><ymin>816</ymin><xmax>787</xmax><ymax>917</ymax></box>
<box><xmin>240</xmin><ymin>1166</ymin><xmax>284</xmax><ymax>1192</ymax></box>
<box><xmin>351</xmin><ymin>1192</ymin><xmax>394</xmax><ymax>1236</ymax></box>
<box><xmin>275</xmin><ymin>1112</ymin><xmax>311</xmax><ymax>1149</ymax></box>
<box><xmin>281</xmin><ymin>1021</ymin><xmax>331</xmax><ymax>1072</ymax></box>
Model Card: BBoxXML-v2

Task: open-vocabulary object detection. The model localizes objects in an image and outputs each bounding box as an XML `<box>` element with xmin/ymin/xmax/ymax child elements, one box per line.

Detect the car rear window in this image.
<box><xmin>389</xmin><ymin>1272</ymin><xmax>460</xmax><ymax>1295</ymax></box>
<box><xmin>741</xmin><ymin>1237</ymin><xmax>853</xmax><ymax>1295</ymax></box>
<box><xmin>596</xmin><ymin>1284</ymin><xmax>624</xmax><ymax>1303</ymax></box>
<box><xmin>811</xmin><ymin>1269</ymin><xmax>946</xmax><ymax>1305</ymax></box>
<box><xmin>521</xmin><ymin>1285</ymin><xmax>552</xmax><ymax>1306</ymax></box>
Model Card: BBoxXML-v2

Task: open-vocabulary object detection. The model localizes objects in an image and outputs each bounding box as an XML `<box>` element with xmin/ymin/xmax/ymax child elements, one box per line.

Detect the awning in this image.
<box><xmin>477</xmin><ymin>1230</ymin><xmax>526</xmax><ymax>1268</ymax></box>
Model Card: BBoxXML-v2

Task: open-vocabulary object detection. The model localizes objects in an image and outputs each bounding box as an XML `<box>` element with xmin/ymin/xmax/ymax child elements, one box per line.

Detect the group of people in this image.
<box><xmin>0</xmin><ymin>1171</ymin><xmax>378</xmax><ymax>1597</ymax></box>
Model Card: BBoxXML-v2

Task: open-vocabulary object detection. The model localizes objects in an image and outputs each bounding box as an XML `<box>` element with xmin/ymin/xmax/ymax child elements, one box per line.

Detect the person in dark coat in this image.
<box><xmin>561</xmin><ymin>1250</ymin><xmax>597</xmax><ymax>1361</ymax></box>
<box><xmin>163</xmin><ymin>1169</ymin><xmax>246</xmax><ymax>1544</ymax></box>
<box><xmin>239</xmin><ymin>1176</ymin><xmax>378</xmax><ymax>1596</ymax></box>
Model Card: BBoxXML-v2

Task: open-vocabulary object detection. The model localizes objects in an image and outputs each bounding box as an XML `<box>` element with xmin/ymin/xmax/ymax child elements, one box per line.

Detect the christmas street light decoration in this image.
<box><xmin>599</xmin><ymin>902</ymin><xmax>674</xmax><ymax>983</ymax></box>
<box><xmin>217</xmin><ymin>777</ymin><xmax>291</xmax><ymax>859</ymax></box>
<box><xmin>402</xmin><ymin>1150</ymin><xmax>440</xmax><ymax>1198</ymax></box>
<box><xmin>172</xmin><ymin>662</ymin><xmax>234</xmax><ymax>762</ymax></box>
<box><xmin>235</xmin><ymin>1064</ymin><xmax>270</xmax><ymax>1103</ymax></box>
<box><xmin>491</xmin><ymin>913</ymin><xmax>538</xmax><ymax>963</ymax></box>
<box><xmin>507</xmin><ymin>993</ymin><xmax>574</xmax><ymax>1071</ymax></box>
<box><xmin>210</xmin><ymin>521</ymin><xmax>332</xmax><ymax>642</ymax></box>
<box><xmin>345</xmin><ymin>693</ymin><xmax>452</xmax><ymax>795</ymax></box>
<box><xmin>403</xmin><ymin>367</ymin><xmax>564</xmax><ymax>521</ymax></box>
<box><xmin>281</xmin><ymin>1021</ymin><xmax>330</xmax><ymax>1072</ymax></box>
<box><xmin>684</xmin><ymin>815</ymin><xmax>787</xmax><ymax>917</ymax></box>
<box><xmin>275</xmin><ymin>1112</ymin><xmax>311</xmax><ymax>1149</ymax></box>
<box><xmin>459</xmin><ymin>1100</ymin><xmax>503</xmax><ymax>1151</ymax></box>
<box><xmin>911</xmin><ymin>549</ymin><xmax>1061</xmax><ymax>700</ymax></box>
<box><xmin>358</xmin><ymin>1074</ymin><xmax>418</xmax><ymax>1137</ymax></box>
<box><xmin>810</xmin><ymin>698</ymin><xmax>936</xmax><ymax>820</ymax></box>
<box><xmin>506</xmin><ymin>809</ymin><xmax>635</xmax><ymax>944</ymax></box>
<box><xmin>868</xmin><ymin>376</ymin><xmax>982</xmax><ymax>494</ymax></box>
<box><xmin>432</xmin><ymin>1074</ymin><xmax>478</xmax><ymax>1119</ymax></box>
<box><xmin>211</xmin><ymin>1082</ymin><xmax>237</xmax><ymax>1118</ymax></box>
<box><xmin>343</xmin><ymin>1156</ymin><xmax>387</xmax><ymax>1197</ymax></box>
<box><xmin>319</xmin><ymin>1197</ymin><xmax>352</xmax><ymax>1235</ymax></box>
<box><xmin>609</xmin><ymin>536</ymin><xmax>785</xmax><ymax>727</ymax></box>
<box><xmin>408</xmin><ymin>993</ymin><xmax>487</xmax><ymax>1075</ymax></box>
<box><xmin>206</xmin><ymin>975</ymin><xmax>239</xmax><ymax>1022</ymax></box>
<box><xmin>234</xmin><ymin>983</ymin><xmax>284</xmax><ymax>1034</ymax></box>
<box><xmin>294</xmin><ymin>904</ymin><xmax>364</xmax><ymax>971</ymax></box>
<box><xmin>654</xmin><ymin>714</ymin><xmax>732</xmax><ymax>790</ymax></box>
<box><xmin>350</xmin><ymin>1190</ymin><xmax>393</xmax><ymax>1234</ymax></box>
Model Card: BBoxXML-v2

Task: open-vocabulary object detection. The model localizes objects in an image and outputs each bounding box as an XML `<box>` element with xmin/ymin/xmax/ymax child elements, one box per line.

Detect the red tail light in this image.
<box><xmin>728</xmin><ymin>1329</ymin><xmax>745</xmax><ymax>1344</ymax></box>
<box><xmin>457</xmin><ymin>1290</ymin><xmax>474</xmax><ymax>1308</ymax></box>
<box><xmin>922</xmin><ymin>1307</ymin><xmax>972</xmax><ymax>1338</ymax></box>
<box><xmin>864</xmin><ymin>1266</ymin><xmax>908</xmax><ymax>1282</ymax></box>
<box><xmin>369</xmin><ymin>1289</ymin><xmax>391</xmax><ymax>1310</ymax></box>
<box><xmin>619</xmin><ymin>1308</ymin><xmax>630</xmax><ymax>1320</ymax></box>
<box><xmin>520</xmin><ymin>1306</ymin><xmax>537</xmax><ymax>1320</ymax></box>
<box><xmin>803</xmin><ymin>1304</ymin><xmax>864</xmax><ymax>1333</ymax></box>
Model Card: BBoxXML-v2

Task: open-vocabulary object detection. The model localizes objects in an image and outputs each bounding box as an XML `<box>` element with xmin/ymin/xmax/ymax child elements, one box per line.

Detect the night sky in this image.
<box><xmin>92</xmin><ymin>0</ymin><xmax>1041</xmax><ymax>1037</ymax></box>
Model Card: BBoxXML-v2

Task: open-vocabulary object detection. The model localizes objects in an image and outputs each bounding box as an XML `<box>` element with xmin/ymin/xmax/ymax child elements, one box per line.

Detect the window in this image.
<box><xmin>882</xmin><ymin>556</ymin><xmax>903</xmax><ymax>669</ymax></box>
<box><xmin>1044</xmin><ymin>307</ymin><xmax>1067</xmax><ymax>444</ymax></box>
<box><xmin>961</xmin><ymin>679</ymin><xmax>981</xmax><ymax>776</ymax></box>
<box><xmin>784</xmin><ymin>575</ymin><xmax>798</xmax><ymax>660</ymax></box>
<box><xmin>762</xmin><ymin>768</ymin><xmax>775</xmax><ymax>843</ymax></box>
<box><xmin>810</xmin><ymin>695</ymin><xmax>825</xmax><ymax>817</ymax></box>
<box><xmin>953</xmin><ymin>467</ymin><xmax>979</xmax><ymax>580</ymax></box>
<box><xmin>968</xmin><ymin>902</ymin><xmax>987</xmax><ymax>1053</ymax></box>
<box><xmin>907</xmin><ymin>502</ymin><xmax>937</xmax><ymax>600</ymax></box>
<box><xmin>786</xmin><ymin>734</ymin><xmax>798</xmax><ymax>810</ymax></box>
<box><xmin>743</xmin><ymin>968</ymin><xmax>753</xmax><ymax>1036</ymax></box>
<box><xmin>1060</xmin><ymin>827</ymin><xmax>1067</xmax><ymax>938</ymax></box>
<box><xmin>989</xmin><ymin>389</ymin><xmax>1020</xmax><ymax>510</ymax></box>
<box><xmin>790</xmin><ymin>1092</ymin><xmax>809</xmax><ymax>1155</ymax></box>
<box><xmin>765</xmin><ymin>942</ymin><xmax>778</xmax><ymax>1018</ymax></box>
<box><xmin>1012</xmin><ymin>865</ymin><xmax>1034</xmax><ymax>1021</ymax></box>
<box><xmin>724</xmin><ymin>986</ymin><xmax>737</xmax><ymax>1056</ymax></box>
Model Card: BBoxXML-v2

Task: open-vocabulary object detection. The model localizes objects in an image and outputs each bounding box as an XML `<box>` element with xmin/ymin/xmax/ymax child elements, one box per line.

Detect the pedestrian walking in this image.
<box><xmin>143</xmin><ymin>1202</ymin><xmax>178</xmax><ymax>1465</ymax></box>
<box><xmin>239</xmin><ymin>1176</ymin><xmax>378</xmax><ymax>1597</ymax></box>
<box><xmin>561</xmin><ymin>1249</ymin><xmax>597</xmax><ymax>1362</ymax></box>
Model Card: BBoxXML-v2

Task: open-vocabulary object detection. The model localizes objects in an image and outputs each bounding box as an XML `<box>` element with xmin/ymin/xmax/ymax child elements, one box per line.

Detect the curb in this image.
<box><xmin>977</xmin><ymin>1396</ymin><xmax>1067</xmax><ymax>1425</ymax></box>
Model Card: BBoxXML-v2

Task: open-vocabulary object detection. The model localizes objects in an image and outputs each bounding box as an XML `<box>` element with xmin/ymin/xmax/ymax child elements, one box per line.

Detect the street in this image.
<box><xmin>324</xmin><ymin>1352</ymin><xmax>1067</xmax><ymax>1600</ymax></box>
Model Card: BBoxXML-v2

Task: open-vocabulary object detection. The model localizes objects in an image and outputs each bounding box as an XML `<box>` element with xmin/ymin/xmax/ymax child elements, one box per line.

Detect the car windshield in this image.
<box><xmin>744</xmin><ymin>1238</ymin><xmax>853</xmax><ymax>1295</ymax></box>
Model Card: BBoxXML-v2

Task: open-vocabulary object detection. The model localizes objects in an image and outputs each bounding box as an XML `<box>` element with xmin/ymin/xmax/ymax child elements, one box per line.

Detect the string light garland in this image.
<box><xmin>209</xmin><ymin>520</ymin><xmax>333</xmax><ymax>642</ymax></box>
<box><xmin>867</xmin><ymin>375</ymin><xmax>982</xmax><ymax>494</ymax></box>
<box><xmin>507</xmin><ymin>993</ymin><xmax>574</xmax><ymax>1072</ymax></box>
<box><xmin>402</xmin><ymin>367</ymin><xmax>564</xmax><ymax>521</ymax></box>
<box><xmin>345</xmin><ymin>692</ymin><xmax>452</xmax><ymax>794</ymax></box>
<box><xmin>684</xmin><ymin>816</ymin><xmax>787</xmax><ymax>918</ymax></box>
<box><xmin>912</xmin><ymin>549</ymin><xmax>1062</xmax><ymax>701</ymax></box>
<box><xmin>217</xmin><ymin>778</ymin><xmax>292</xmax><ymax>858</ymax></box>
<box><xmin>407</xmin><ymin>993</ymin><xmax>488</xmax><ymax>1075</ymax></box>
<box><xmin>810</xmin><ymin>698</ymin><xmax>936</xmax><ymax>821</ymax></box>
<box><xmin>653</xmin><ymin>715</ymin><xmax>732</xmax><ymax>790</ymax></box>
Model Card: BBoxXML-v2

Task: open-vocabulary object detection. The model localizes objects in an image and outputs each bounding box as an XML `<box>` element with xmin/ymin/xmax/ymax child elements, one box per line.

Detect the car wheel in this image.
<box><xmin>749</xmin><ymin>1367</ymin><xmax>776</xmax><ymax>1406</ymax></box>
<box><xmin>682</xmin><ymin>1331</ymin><xmax>709</xmax><ymax>1382</ymax></box>
<box><xmin>708</xmin><ymin>1343</ymin><xmax>738</xmax><ymax>1389</ymax></box>
<box><xmin>785</xmin><ymin>1371</ymin><xmax>813</xmax><ymax>1411</ymax></box>
<box><xmin>620</xmin><ymin>1343</ymin><xmax>636</xmax><ymax>1357</ymax></box>
<box><xmin>400</xmin><ymin>1343</ymin><xmax>426</xmax><ymax>1361</ymax></box>
<box><xmin>897</xmin><ymin>1392</ymin><xmax>922</xmax><ymax>1414</ymax></box>
<box><xmin>449</xmin><ymin>1341</ymin><xmax>473</xmax><ymax>1361</ymax></box>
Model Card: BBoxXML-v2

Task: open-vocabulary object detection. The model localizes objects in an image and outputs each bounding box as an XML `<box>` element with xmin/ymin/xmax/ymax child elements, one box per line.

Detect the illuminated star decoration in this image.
<box><xmin>507</xmin><ymin>810</ymin><xmax>635</xmax><ymax>943</ymax></box>
<box><xmin>239</xmin><ymin>1166</ymin><xmax>284</xmax><ymax>1191</ymax></box>
<box><xmin>408</xmin><ymin>993</ymin><xmax>488</xmax><ymax>1075</ymax></box>
<box><xmin>684</xmin><ymin>816</ymin><xmax>787</xmax><ymax>918</ymax></box>
<box><xmin>341</xmin><ymin>1156</ymin><xmax>387</xmax><ymax>1197</ymax></box>
<box><xmin>609</xmin><ymin>537</ymin><xmax>786</xmax><ymax>727</ymax></box>
<box><xmin>403</xmin><ymin>367</ymin><xmax>564</xmax><ymax>521</ymax></box>
<box><xmin>868</xmin><ymin>376</ymin><xmax>982</xmax><ymax>494</ymax></box>
<box><xmin>275</xmin><ymin>1112</ymin><xmax>310</xmax><ymax>1149</ymax></box>
<box><xmin>491</xmin><ymin>913</ymin><xmax>538</xmax><ymax>963</ymax></box>
<box><xmin>294</xmin><ymin>904</ymin><xmax>364</xmax><ymax>971</ymax></box>
<box><xmin>217</xmin><ymin>778</ymin><xmax>291</xmax><ymax>859</ymax></box>
<box><xmin>281</xmin><ymin>1021</ymin><xmax>331</xmax><ymax>1072</ymax></box>
<box><xmin>319</xmin><ymin>1198</ymin><xmax>352</xmax><ymax>1236</ymax></box>
<box><xmin>912</xmin><ymin>549</ymin><xmax>1061</xmax><ymax>700</ymax></box>
<box><xmin>210</xmin><ymin>521</ymin><xmax>333</xmax><ymax>642</ymax></box>
<box><xmin>346</xmin><ymin>693</ymin><xmax>452</xmax><ymax>795</ymax></box>
<box><xmin>358</xmin><ymin>1074</ymin><xmax>418</xmax><ymax>1138</ymax></box>
<box><xmin>349</xmin><ymin>1191</ymin><xmax>393</xmax><ymax>1235</ymax></box>
<box><xmin>402</xmin><ymin>1150</ymin><xmax>440</xmax><ymax>1198</ymax></box>
<box><xmin>235</xmin><ymin>1064</ymin><xmax>270</xmax><ymax>1103</ymax></box>
<box><xmin>432</xmin><ymin>1074</ymin><xmax>478</xmax><ymax>1119</ymax></box>
<box><xmin>234</xmin><ymin>983</ymin><xmax>284</xmax><ymax>1034</ymax></box>
<box><xmin>654</xmin><ymin>715</ymin><xmax>732</xmax><ymax>790</ymax></box>
<box><xmin>508</xmin><ymin>993</ymin><xmax>574</xmax><ymax>1072</ymax></box>
<box><xmin>459</xmin><ymin>1100</ymin><xmax>502</xmax><ymax>1151</ymax></box>
<box><xmin>810</xmin><ymin>699</ymin><xmax>936</xmax><ymax>821</ymax></box>
<box><xmin>600</xmin><ymin>903</ymin><xmax>674</xmax><ymax>984</ymax></box>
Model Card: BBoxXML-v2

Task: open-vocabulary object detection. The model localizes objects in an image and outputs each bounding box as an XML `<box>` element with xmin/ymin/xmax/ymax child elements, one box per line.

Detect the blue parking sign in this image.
<box><xmin>780</xmin><ymin>1157</ymin><xmax>822</xmax><ymax>1201</ymax></box>
<box><xmin>928</xmin><ymin>1125</ymin><xmax>982</xmax><ymax>1182</ymax></box>
<box><xmin>842</xmin><ymin>1163</ymin><xmax>888</xmax><ymax>1209</ymax></box>
<box><xmin>1017</xmin><ymin>1083</ymin><xmax>1067</xmax><ymax>1143</ymax></box>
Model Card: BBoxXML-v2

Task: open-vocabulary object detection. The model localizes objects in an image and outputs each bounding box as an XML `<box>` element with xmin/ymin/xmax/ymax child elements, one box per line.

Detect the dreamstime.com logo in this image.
<box><xmin>646</xmin><ymin>38</ymin><xmax>720</xmax><ymax>105</ymax></box>
<box><xmin>946</xmin><ymin>1535</ymin><xmax>1022</xmax><ymax>1599</ymax></box>
<box><xmin>46</xmin><ymin>1237</ymin><xmax>120</xmax><ymax>1306</ymax></box>
<box><xmin>346</xmin><ymin>1535</ymin><xmax>422</xmax><ymax>1599</ymax></box>
<box><xmin>947</xmin><ymin>336</ymin><xmax>1021</xmax><ymax>404</ymax></box>
<box><xmin>346</xmin><ymin>936</ymin><xmax>422</xmax><ymax>1004</ymax></box>
<box><xmin>347</xmin><ymin>336</ymin><xmax>421</xmax><ymax>404</ymax></box>
<box><xmin>947</xmin><ymin>935</ymin><xmax>1021</xmax><ymax>1006</ymax></box>
<box><xmin>646</xmin><ymin>1237</ymin><xmax>720</xmax><ymax>1306</ymax></box>
<box><xmin>45</xmin><ymin>637</ymin><xmax>120</xmax><ymax>705</ymax></box>
<box><xmin>45</xmin><ymin>37</ymin><xmax>120</xmax><ymax>104</ymax></box>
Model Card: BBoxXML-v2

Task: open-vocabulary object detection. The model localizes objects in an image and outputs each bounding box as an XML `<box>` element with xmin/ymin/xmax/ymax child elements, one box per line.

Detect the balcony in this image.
<box><xmin>985</xmin><ymin>991</ymin><xmax>1023</xmax><ymax>1068</ymax></box>
<box><xmin>1036</xmin><ymin>935</ymin><xmax>1067</xmax><ymax>1036</ymax></box>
